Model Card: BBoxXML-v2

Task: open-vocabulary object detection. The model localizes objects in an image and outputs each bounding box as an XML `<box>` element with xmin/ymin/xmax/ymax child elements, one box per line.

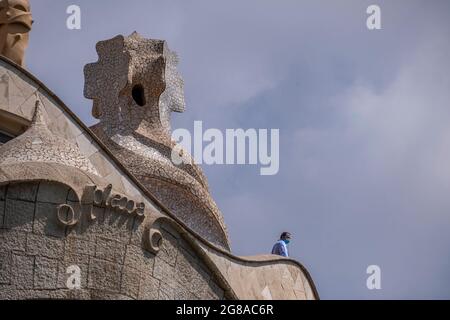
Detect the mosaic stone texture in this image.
<box><xmin>0</xmin><ymin>99</ymin><xmax>98</xmax><ymax>175</ymax></box>
<box><xmin>84</xmin><ymin>33</ymin><xmax>230</xmax><ymax>250</ymax></box>
<box><xmin>0</xmin><ymin>180</ymin><xmax>225</xmax><ymax>300</ymax></box>
<box><xmin>0</xmin><ymin>32</ymin><xmax>319</xmax><ymax>300</ymax></box>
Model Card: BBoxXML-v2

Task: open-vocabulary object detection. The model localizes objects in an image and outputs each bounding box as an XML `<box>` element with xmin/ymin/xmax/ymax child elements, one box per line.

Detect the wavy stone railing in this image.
<box><xmin>0</xmin><ymin>56</ymin><xmax>319</xmax><ymax>300</ymax></box>
<box><xmin>0</xmin><ymin>175</ymin><xmax>225</xmax><ymax>299</ymax></box>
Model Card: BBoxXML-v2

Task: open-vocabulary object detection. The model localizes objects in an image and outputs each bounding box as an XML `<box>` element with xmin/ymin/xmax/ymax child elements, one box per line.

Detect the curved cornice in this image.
<box><xmin>0</xmin><ymin>55</ymin><xmax>320</xmax><ymax>300</ymax></box>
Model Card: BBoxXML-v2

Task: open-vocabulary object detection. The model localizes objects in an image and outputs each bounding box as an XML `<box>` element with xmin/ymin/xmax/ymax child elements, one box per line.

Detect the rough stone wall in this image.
<box><xmin>0</xmin><ymin>60</ymin><xmax>160</xmax><ymax>218</ymax></box>
<box><xmin>198</xmin><ymin>243</ymin><xmax>318</xmax><ymax>300</ymax></box>
<box><xmin>0</xmin><ymin>52</ymin><xmax>319</xmax><ymax>301</ymax></box>
<box><xmin>142</xmin><ymin>177</ymin><xmax>228</xmax><ymax>249</ymax></box>
<box><xmin>0</xmin><ymin>181</ymin><xmax>225</xmax><ymax>300</ymax></box>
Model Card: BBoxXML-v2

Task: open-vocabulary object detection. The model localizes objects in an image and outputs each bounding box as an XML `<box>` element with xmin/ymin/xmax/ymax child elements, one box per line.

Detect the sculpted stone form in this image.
<box><xmin>0</xmin><ymin>20</ymin><xmax>319</xmax><ymax>299</ymax></box>
<box><xmin>84</xmin><ymin>33</ymin><xmax>230</xmax><ymax>250</ymax></box>
<box><xmin>0</xmin><ymin>100</ymin><xmax>99</xmax><ymax>175</ymax></box>
<box><xmin>0</xmin><ymin>0</ymin><xmax>32</xmax><ymax>66</ymax></box>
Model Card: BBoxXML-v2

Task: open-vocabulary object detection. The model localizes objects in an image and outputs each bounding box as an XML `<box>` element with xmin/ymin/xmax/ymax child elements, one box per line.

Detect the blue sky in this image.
<box><xmin>26</xmin><ymin>0</ymin><xmax>450</xmax><ymax>299</ymax></box>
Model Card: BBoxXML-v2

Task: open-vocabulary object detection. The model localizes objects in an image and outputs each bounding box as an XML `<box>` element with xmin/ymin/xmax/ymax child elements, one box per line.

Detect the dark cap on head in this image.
<box><xmin>280</xmin><ymin>232</ymin><xmax>292</xmax><ymax>240</ymax></box>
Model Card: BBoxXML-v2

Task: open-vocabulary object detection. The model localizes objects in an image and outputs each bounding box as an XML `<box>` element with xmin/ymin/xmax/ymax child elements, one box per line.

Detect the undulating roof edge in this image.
<box><xmin>0</xmin><ymin>55</ymin><xmax>320</xmax><ymax>300</ymax></box>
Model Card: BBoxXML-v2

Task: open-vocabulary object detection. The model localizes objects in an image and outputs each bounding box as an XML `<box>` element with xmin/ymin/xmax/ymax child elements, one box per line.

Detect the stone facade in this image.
<box><xmin>0</xmin><ymin>181</ymin><xmax>224</xmax><ymax>300</ymax></box>
<box><xmin>0</xmin><ymin>29</ymin><xmax>319</xmax><ymax>300</ymax></box>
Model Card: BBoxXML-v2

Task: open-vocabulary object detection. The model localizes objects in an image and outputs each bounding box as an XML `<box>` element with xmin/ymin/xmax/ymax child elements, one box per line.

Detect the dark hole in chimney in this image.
<box><xmin>132</xmin><ymin>84</ymin><xmax>146</xmax><ymax>106</ymax></box>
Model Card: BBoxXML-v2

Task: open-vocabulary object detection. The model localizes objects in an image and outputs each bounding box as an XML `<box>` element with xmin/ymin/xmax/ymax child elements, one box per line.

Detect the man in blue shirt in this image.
<box><xmin>271</xmin><ymin>232</ymin><xmax>291</xmax><ymax>257</ymax></box>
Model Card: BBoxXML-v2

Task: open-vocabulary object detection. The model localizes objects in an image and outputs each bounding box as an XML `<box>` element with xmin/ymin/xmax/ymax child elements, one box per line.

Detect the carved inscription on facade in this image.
<box><xmin>57</xmin><ymin>184</ymin><xmax>145</xmax><ymax>226</ymax></box>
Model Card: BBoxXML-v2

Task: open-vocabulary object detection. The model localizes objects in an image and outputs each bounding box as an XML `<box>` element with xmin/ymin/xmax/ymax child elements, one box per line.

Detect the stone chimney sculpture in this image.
<box><xmin>84</xmin><ymin>33</ymin><xmax>230</xmax><ymax>250</ymax></box>
<box><xmin>0</xmin><ymin>0</ymin><xmax>32</xmax><ymax>66</ymax></box>
<box><xmin>0</xmin><ymin>21</ymin><xmax>319</xmax><ymax>301</ymax></box>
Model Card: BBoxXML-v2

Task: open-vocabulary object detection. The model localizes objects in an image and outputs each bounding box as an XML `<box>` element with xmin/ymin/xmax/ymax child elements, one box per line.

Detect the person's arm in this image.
<box><xmin>271</xmin><ymin>243</ymin><xmax>278</xmax><ymax>255</ymax></box>
<box><xmin>280</xmin><ymin>242</ymin><xmax>288</xmax><ymax>257</ymax></box>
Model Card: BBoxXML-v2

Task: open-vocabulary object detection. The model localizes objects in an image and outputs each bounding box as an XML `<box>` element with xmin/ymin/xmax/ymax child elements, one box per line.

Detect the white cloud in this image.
<box><xmin>25</xmin><ymin>0</ymin><xmax>450</xmax><ymax>299</ymax></box>
<box><xmin>296</xmin><ymin>30</ymin><xmax>450</xmax><ymax>193</ymax></box>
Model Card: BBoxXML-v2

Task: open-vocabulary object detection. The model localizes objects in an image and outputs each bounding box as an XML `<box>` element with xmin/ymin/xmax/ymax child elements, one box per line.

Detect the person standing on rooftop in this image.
<box><xmin>271</xmin><ymin>232</ymin><xmax>292</xmax><ymax>257</ymax></box>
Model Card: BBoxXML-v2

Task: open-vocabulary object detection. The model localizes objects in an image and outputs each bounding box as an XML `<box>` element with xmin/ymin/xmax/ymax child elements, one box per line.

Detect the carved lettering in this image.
<box><xmin>56</xmin><ymin>184</ymin><xmax>146</xmax><ymax>227</ymax></box>
<box><xmin>89</xmin><ymin>184</ymin><xmax>145</xmax><ymax>217</ymax></box>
